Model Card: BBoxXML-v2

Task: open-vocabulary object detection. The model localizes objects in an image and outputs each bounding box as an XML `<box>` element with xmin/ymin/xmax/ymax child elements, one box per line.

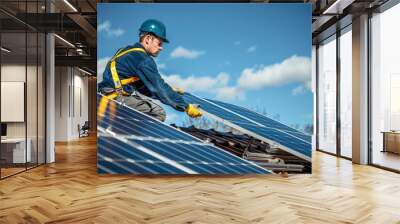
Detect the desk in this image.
<box><xmin>382</xmin><ymin>131</ymin><xmax>400</xmax><ymax>154</ymax></box>
<box><xmin>1</xmin><ymin>138</ymin><xmax>31</xmax><ymax>163</ymax></box>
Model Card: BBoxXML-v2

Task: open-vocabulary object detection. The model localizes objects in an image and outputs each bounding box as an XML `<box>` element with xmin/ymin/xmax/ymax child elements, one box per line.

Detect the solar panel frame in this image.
<box><xmin>183</xmin><ymin>93</ymin><xmax>312</xmax><ymax>162</ymax></box>
<box><xmin>97</xmin><ymin>93</ymin><xmax>272</xmax><ymax>175</ymax></box>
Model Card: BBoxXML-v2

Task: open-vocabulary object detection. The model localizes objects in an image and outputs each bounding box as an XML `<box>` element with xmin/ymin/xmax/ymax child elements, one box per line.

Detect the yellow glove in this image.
<box><xmin>172</xmin><ymin>87</ymin><xmax>185</xmax><ymax>95</ymax></box>
<box><xmin>186</xmin><ymin>104</ymin><xmax>202</xmax><ymax>118</ymax></box>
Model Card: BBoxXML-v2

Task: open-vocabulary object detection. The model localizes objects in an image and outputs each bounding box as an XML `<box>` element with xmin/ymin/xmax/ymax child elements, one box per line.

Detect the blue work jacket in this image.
<box><xmin>98</xmin><ymin>43</ymin><xmax>188</xmax><ymax>111</ymax></box>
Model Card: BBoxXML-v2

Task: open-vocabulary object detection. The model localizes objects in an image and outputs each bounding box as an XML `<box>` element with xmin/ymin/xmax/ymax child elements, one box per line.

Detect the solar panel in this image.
<box><xmin>207</xmin><ymin>99</ymin><xmax>312</xmax><ymax>143</ymax></box>
<box><xmin>97</xmin><ymin>93</ymin><xmax>271</xmax><ymax>175</ymax></box>
<box><xmin>183</xmin><ymin>93</ymin><xmax>312</xmax><ymax>162</ymax></box>
<box><xmin>98</xmin><ymin>98</ymin><xmax>195</xmax><ymax>141</ymax></box>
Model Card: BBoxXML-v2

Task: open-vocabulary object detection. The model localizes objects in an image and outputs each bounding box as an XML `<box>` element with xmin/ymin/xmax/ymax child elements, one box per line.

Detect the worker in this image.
<box><xmin>98</xmin><ymin>19</ymin><xmax>202</xmax><ymax>122</ymax></box>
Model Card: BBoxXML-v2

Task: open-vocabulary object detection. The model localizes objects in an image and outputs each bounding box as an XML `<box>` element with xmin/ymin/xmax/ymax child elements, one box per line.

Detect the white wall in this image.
<box><xmin>54</xmin><ymin>67</ymin><xmax>89</xmax><ymax>141</ymax></box>
<box><xmin>1</xmin><ymin>82</ymin><xmax>25</xmax><ymax>122</ymax></box>
<box><xmin>1</xmin><ymin>65</ymin><xmax>27</xmax><ymax>138</ymax></box>
<box><xmin>55</xmin><ymin>66</ymin><xmax>69</xmax><ymax>141</ymax></box>
<box><xmin>1</xmin><ymin>65</ymin><xmax>26</xmax><ymax>81</ymax></box>
<box><xmin>71</xmin><ymin>72</ymin><xmax>89</xmax><ymax>138</ymax></box>
<box><xmin>1</xmin><ymin>63</ymin><xmax>46</xmax><ymax>164</ymax></box>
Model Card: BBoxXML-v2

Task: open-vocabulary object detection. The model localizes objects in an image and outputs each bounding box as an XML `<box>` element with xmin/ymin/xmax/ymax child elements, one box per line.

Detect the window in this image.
<box><xmin>317</xmin><ymin>35</ymin><xmax>337</xmax><ymax>154</ymax></box>
<box><xmin>370</xmin><ymin>2</ymin><xmax>400</xmax><ymax>171</ymax></box>
<box><xmin>339</xmin><ymin>27</ymin><xmax>352</xmax><ymax>158</ymax></box>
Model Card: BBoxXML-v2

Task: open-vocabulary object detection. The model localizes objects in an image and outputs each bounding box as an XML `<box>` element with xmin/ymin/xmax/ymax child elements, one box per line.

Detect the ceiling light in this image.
<box><xmin>323</xmin><ymin>0</ymin><xmax>354</xmax><ymax>15</ymax></box>
<box><xmin>1</xmin><ymin>47</ymin><xmax>11</xmax><ymax>53</ymax></box>
<box><xmin>78</xmin><ymin>67</ymin><xmax>92</xmax><ymax>76</ymax></box>
<box><xmin>54</xmin><ymin>34</ymin><xmax>75</xmax><ymax>48</ymax></box>
<box><xmin>63</xmin><ymin>0</ymin><xmax>78</xmax><ymax>12</ymax></box>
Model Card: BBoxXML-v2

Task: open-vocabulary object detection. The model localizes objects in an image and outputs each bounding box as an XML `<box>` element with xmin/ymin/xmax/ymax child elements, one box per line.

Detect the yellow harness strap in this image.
<box><xmin>111</xmin><ymin>47</ymin><xmax>146</xmax><ymax>61</ymax></box>
<box><xmin>121</xmin><ymin>77</ymin><xmax>140</xmax><ymax>85</ymax></box>
<box><xmin>109</xmin><ymin>47</ymin><xmax>146</xmax><ymax>99</ymax></box>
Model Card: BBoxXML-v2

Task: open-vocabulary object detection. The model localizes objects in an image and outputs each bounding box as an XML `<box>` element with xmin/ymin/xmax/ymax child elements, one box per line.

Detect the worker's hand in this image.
<box><xmin>172</xmin><ymin>87</ymin><xmax>185</xmax><ymax>95</ymax></box>
<box><xmin>186</xmin><ymin>104</ymin><xmax>202</xmax><ymax>118</ymax></box>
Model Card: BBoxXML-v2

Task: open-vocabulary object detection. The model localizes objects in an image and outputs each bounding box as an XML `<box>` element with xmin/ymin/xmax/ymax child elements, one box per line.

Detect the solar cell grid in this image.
<box><xmin>244</xmin><ymin>126</ymin><xmax>311</xmax><ymax>158</ymax></box>
<box><xmin>98</xmin><ymin>135</ymin><xmax>269</xmax><ymax>175</ymax></box>
<box><xmin>208</xmin><ymin>98</ymin><xmax>311</xmax><ymax>136</ymax></box>
<box><xmin>207</xmin><ymin>99</ymin><xmax>312</xmax><ymax>144</ymax></box>
<box><xmin>97</xmin><ymin>93</ymin><xmax>271</xmax><ymax>175</ymax></box>
<box><xmin>183</xmin><ymin>93</ymin><xmax>312</xmax><ymax>161</ymax></box>
<box><xmin>283</xmin><ymin>130</ymin><xmax>312</xmax><ymax>142</ymax></box>
<box><xmin>98</xmin><ymin>136</ymin><xmax>186</xmax><ymax>174</ymax></box>
<box><xmin>182</xmin><ymin>93</ymin><xmax>258</xmax><ymax>125</ymax></box>
<box><xmin>98</xmin><ymin>95</ymin><xmax>196</xmax><ymax>141</ymax></box>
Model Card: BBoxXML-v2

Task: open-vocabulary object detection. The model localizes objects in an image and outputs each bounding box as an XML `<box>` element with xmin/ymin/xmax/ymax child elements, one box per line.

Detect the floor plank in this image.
<box><xmin>1</xmin><ymin>135</ymin><xmax>400</xmax><ymax>224</ymax></box>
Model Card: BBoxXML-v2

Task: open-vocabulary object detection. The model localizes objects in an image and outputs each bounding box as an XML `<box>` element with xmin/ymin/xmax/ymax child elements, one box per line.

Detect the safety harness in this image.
<box><xmin>105</xmin><ymin>47</ymin><xmax>146</xmax><ymax>99</ymax></box>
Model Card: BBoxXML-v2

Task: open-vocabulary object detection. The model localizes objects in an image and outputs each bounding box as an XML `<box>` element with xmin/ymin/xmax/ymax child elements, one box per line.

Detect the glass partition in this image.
<box><xmin>27</xmin><ymin>31</ymin><xmax>38</xmax><ymax>169</ymax></box>
<box><xmin>26</xmin><ymin>0</ymin><xmax>43</xmax><ymax>170</ymax></box>
<box><xmin>0</xmin><ymin>1</ymin><xmax>46</xmax><ymax>179</ymax></box>
<box><xmin>1</xmin><ymin>26</ymin><xmax>28</xmax><ymax>178</ymax></box>
<box><xmin>38</xmin><ymin>32</ymin><xmax>45</xmax><ymax>165</ymax></box>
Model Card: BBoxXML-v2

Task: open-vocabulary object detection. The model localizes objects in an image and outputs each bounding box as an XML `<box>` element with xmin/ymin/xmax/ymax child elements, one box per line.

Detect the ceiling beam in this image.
<box><xmin>67</xmin><ymin>13</ymin><xmax>97</xmax><ymax>46</ymax></box>
<box><xmin>55</xmin><ymin>55</ymin><xmax>96</xmax><ymax>71</ymax></box>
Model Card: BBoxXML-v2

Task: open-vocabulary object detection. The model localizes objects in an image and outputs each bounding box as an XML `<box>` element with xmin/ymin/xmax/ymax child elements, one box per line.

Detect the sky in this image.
<box><xmin>97</xmin><ymin>3</ymin><xmax>313</xmax><ymax>129</ymax></box>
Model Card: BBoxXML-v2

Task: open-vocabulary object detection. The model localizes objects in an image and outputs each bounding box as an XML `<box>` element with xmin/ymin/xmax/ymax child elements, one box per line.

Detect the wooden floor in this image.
<box><xmin>1</xmin><ymin>135</ymin><xmax>400</xmax><ymax>224</ymax></box>
<box><xmin>1</xmin><ymin>167</ymin><xmax>26</xmax><ymax>177</ymax></box>
<box><xmin>372</xmin><ymin>150</ymin><xmax>400</xmax><ymax>171</ymax></box>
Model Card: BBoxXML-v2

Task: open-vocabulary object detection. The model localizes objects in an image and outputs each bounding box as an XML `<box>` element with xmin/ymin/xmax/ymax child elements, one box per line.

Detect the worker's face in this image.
<box><xmin>144</xmin><ymin>35</ymin><xmax>163</xmax><ymax>57</ymax></box>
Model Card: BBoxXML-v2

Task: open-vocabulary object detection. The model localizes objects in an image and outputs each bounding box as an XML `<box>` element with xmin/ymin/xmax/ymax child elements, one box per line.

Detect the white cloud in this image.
<box><xmin>97</xmin><ymin>21</ymin><xmax>109</xmax><ymax>32</ymax></box>
<box><xmin>247</xmin><ymin>45</ymin><xmax>257</xmax><ymax>53</ymax></box>
<box><xmin>216</xmin><ymin>86</ymin><xmax>245</xmax><ymax>101</ymax></box>
<box><xmin>162</xmin><ymin>72</ymin><xmax>245</xmax><ymax>102</ymax></box>
<box><xmin>97</xmin><ymin>57</ymin><xmax>110</xmax><ymax>82</ymax></box>
<box><xmin>98</xmin><ymin>20</ymin><xmax>125</xmax><ymax>37</ymax></box>
<box><xmin>234</xmin><ymin>41</ymin><xmax>241</xmax><ymax>45</ymax></box>
<box><xmin>237</xmin><ymin>55</ymin><xmax>311</xmax><ymax>90</ymax></box>
<box><xmin>163</xmin><ymin>72</ymin><xmax>229</xmax><ymax>92</ymax></box>
<box><xmin>170</xmin><ymin>46</ymin><xmax>205</xmax><ymax>59</ymax></box>
<box><xmin>291</xmin><ymin>85</ymin><xmax>306</xmax><ymax>96</ymax></box>
<box><xmin>292</xmin><ymin>79</ymin><xmax>312</xmax><ymax>96</ymax></box>
<box><xmin>305</xmin><ymin>80</ymin><xmax>312</xmax><ymax>90</ymax></box>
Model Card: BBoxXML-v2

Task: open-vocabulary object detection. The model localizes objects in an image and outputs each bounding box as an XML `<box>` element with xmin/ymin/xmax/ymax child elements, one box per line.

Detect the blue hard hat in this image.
<box><xmin>139</xmin><ymin>19</ymin><xmax>169</xmax><ymax>43</ymax></box>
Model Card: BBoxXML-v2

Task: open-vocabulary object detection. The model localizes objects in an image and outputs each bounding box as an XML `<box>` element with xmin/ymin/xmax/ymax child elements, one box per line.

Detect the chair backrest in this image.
<box><xmin>82</xmin><ymin>121</ymin><xmax>90</xmax><ymax>129</ymax></box>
